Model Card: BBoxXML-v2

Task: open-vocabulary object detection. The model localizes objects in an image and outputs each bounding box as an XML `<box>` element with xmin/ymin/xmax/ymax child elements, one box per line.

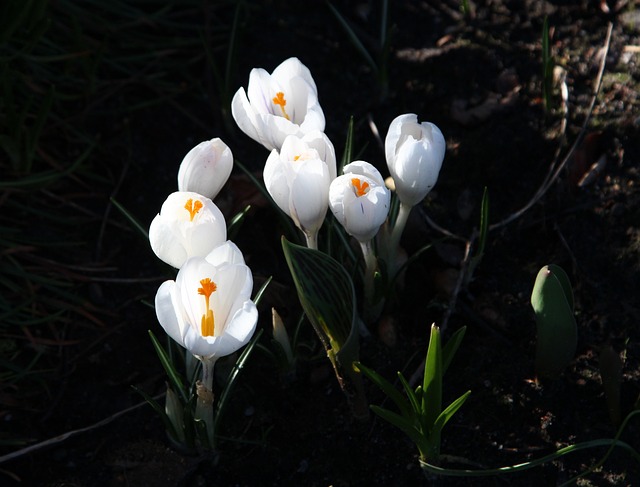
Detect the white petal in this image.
<box><xmin>177</xmin><ymin>138</ymin><xmax>233</xmax><ymax>200</ymax></box>
<box><xmin>155</xmin><ymin>280</ymin><xmax>186</xmax><ymax>348</ymax></box>
<box><xmin>231</xmin><ymin>87</ymin><xmax>262</xmax><ymax>145</ymax></box>
<box><xmin>264</xmin><ymin>151</ymin><xmax>293</xmax><ymax>218</ymax></box>
<box><xmin>205</xmin><ymin>241</ymin><xmax>246</xmax><ymax>266</ymax></box>
<box><xmin>343</xmin><ymin>160</ymin><xmax>385</xmax><ymax>186</ymax></box>
<box><xmin>246</xmin><ymin>68</ymin><xmax>274</xmax><ymax>115</ymax></box>
<box><xmin>272</xmin><ymin>57</ymin><xmax>318</xmax><ymax>96</ymax></box>
<box><xmin>385</xmin><ymin>113</ymin><xmax>418</xmax><ymax>169</ymax></box>
<box><xmin>221</xmin><ymin>300</ymin><xmax>258</xmax><ymax>347</ymax></box>
<box><xmin>303</xmin><ymin>131</ymin><xmax>336</xmax><ymax>180</ymax></box>
<box><xmin>393</xmin><ymin>140</ymin><xmax>441</xmax><ymax>206</ymax></box>
<box><xmin>289</xmin><ymin>160</ymin><xmax>329</xmax><ymax>233</ymax></box>
<box><xmin>149</xmin><ymin>216</ymin><xmax>188</xmax><ymax>268</ymax></box>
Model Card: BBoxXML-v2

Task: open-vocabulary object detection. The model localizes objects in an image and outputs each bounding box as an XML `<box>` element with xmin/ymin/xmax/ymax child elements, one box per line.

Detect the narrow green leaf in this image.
<box><xmin>433</xmin><ymin>390</ymin><xmax>471</xmax><ymax>433</ymax></box>
<box><xmin>252</xmin><ymin>276</ymin><xmax>272</xmax><ymax>306</ymax></box>
<box><xmin>340</xmin><ymin>116</ymin><xmax>354</xmax><ymax>174</ymax></box>
<box><xmin>214</xmin><ymin>329</ymin><xmax>263</xmax><ymax>437</ymax></box>
<box><xmin>148</xmin><ymin>330</ymin><xmax>187</xmax><ymax>403</ymax></box>
<box><xmin>227</xmin><ymin>204</ymin><xmax>251</xmax><ymax>241</ymax></box>
<box><xmin>422</xmin><ymin>324</ymin><xmax>443</xmax><ymax>429</ymax></box>
<box><xmin>110</xmin><ymin>197</ymin><xmax>149</xmax><ymax>240</ymax></box>
<box><xmin>356</xmin><ymin>361</ymin><xmax>411</xmax><ymax>419</ymax></box>
<box><xmin>370</xmin><ymin>405</ymin><xmax>431</xmax><ymax>458</ymax></box>
<box><xmin>3</xmin><ymin>138</ymin><xmax>94</xmax><ymax>189</ymax></box>
<box><xmin>326</xmin><ymin>1</ymin><xmax>378</xmax><ymax>74</ymax></box>
<box><xmin>131</xmin><ymin>385</ymin><xmax>180</xmax><ymax>442</ymax></box>
<box><xmin>397</xmin><ymin>371</ymin><xmax>421</xmax><ymax>416</ymax></box>
<box><xmin>442</xmin><ymin>326</ymin><xmax>466</xmax><ymax>375</ymax></box>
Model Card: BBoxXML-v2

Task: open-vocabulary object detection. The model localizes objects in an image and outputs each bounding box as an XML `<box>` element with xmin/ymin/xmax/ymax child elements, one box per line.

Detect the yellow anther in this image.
<box><xmin>272</xmin><ymin>91</ymin><xmax>290</xmax><ymax>120</ymax></box>
<box><xmin>198</xmin><ymin>278</ymin><xmax>217</xmax><ymax>337</ymax></box>
<box><xmin>201</xmin><ymin>309</ymin><xmax>215</xmax><ymax>337</ymax></box>
<box><xmin>184</xmin><ymin>198</ymin><xmax>204</xmax><ymax>221</ymax></box>
<box><xmin>351</xmin><ymin>178</ymin><xmax>370</xmax><ymax>197</ymax></box>
<box><xmin>293</xmin><ymin>155</ymin><xmax>301</xmax><ymax>161</ymax></box>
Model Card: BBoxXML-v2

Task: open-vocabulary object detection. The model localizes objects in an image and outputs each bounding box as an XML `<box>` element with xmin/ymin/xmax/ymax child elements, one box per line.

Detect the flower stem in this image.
<box><xmin>359</xmin><ymin>239</ymin><xmax>381</xmax><ymax>324</ymax></box>
<box><xmin>195</xmin><ymin>356</ymin><xmax>217</xmax><ymax>448</ymax></box>
<box><xmin>305</xmin><ymin>229</ymin><xmax>318</xmax><ymax>250</ymax></box>
<box><xmin>388</xmin><ymin>201</ymin><xmax>412</xmax><ymax>275</ymax></box>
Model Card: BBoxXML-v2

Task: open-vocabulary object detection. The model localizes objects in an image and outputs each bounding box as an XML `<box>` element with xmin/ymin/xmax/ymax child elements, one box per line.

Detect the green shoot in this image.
<box><xmin>357</xmin><ymin>325</ymin><xmax>470</xmax><ymax>463</ymax></box>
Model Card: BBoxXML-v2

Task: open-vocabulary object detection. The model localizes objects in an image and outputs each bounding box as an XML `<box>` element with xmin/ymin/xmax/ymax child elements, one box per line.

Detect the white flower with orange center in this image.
<box><xmin>149</xmin><ymin>191</ymin><xmax>226</xmax><ymax>269</ymax></box>
<box><xmin>263</xmin><ymin>131</ymin><xmax>336</xmax><ymax>249</ymax></box>
<box><xmin>154</xmin><ymin>241</ymin><xmax>257</xmax><ymax>360</ymax></box>
<box><xmin>329</xmin><ymin>161</ymin><xmax>390</xmax><ymax>243</ymax></box>
<box><xmin>231</xmin><ymin>57</ymin><xmax>325</xmax><ymax>151</ymax></box>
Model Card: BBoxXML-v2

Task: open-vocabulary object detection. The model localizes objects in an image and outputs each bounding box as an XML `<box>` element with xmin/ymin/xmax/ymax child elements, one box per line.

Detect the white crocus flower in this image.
<box><xmin>385</xmin><ymin>113</ymin><xmax>446</xmax><ymax>207</ymax></box>
<box><xmin>264</xmin><ymin>131</ymin><xmax>334</xmax><ymax>249</ymax></box>
<box><xmin>154</xmin><ymin>241</ymin><xmax>258</xmax><ymax>440</ymax></box>
<box><xmin>231</xmin><ymin>57</ymin><xmax>325</xmax><ymax>151</ymax></box>
<box><xmin>149</xmin><ymin>191</ymin><xmax>226</xmax><ymax>269</ymax></box>
<box><xmin>384</xmin><ymin>114</ymin><xmax>446</xmax><ymax>276</ymax></box>
<box><xmin>177</xmin><ymin>138</ymin><xmax>233</xmax><ymax>200</ymax></box>
<box><xmin>329</xmin><ymin>160</ymin><xmax>390</xmax><ymax>243</ymax></box>
<box><xmin>154</xmin><ymin>241</ymin><xmax>257</xmax><ymax>361</ymax></box>
<box><xmin>330</xmin><ymin>161</ymin><xmax>390</xmax><ymax>324</ymax></box>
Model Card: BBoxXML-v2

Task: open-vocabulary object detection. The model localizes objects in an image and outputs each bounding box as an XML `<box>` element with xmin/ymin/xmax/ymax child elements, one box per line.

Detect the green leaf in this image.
<box><xmin>397</xmin><ymin>372</ymin><xmax>420</xmax><ymax>416</ymax></box>
<box><xmin>531</xmin><ymin>265</ymin><xmax>577</xmax><ymax>378</ymax></box>
<box><xmin>252</xmin><ymin>275</ymin><xmax>272</xmax><ymax>306</ymax></box>
<box><xmin>340</xmin><ymin>116</ymin><xmax>354</xmax><ymax>175</ymax></box>
<box><xmin>326</xmin><ymin>2</ymin><xmax>378</xmax><ymax>75</ymax></box>
<box><xmin>422</xmin><ymin>324</ymin><xmax>443</xmax><ymax>429</ymax></box>
<box><xmin>433</xmin><ymin>390</ymin><xmax>471</xmax><ymax>434</ymax></box>
<box><xmin>227</xmin><ymin>204</ymin><xmax>251</xmax><ymax>241</ymax></box>
<box><xmin>111</xmin><ymin>197</ymin><xmax>149</xmax><ymax>240</ymax></box>
<box><xmin>281</xmin><ymin>237</ymin><xmax>355</xmax><ymax>352</ymax></box>
<box><xmin>370</xmin><ymin>405</ymin><xmax>431</xmax><ymax>457</ymax></box>
<box><xmin>214</xmin><ymin>329</ymin><xmax>263</xmax><ymax>439</ymax></box>
<box><xmin>148</xmin><ymin>330</ymin><xmax>187</xmax><ymax>403</ymax></box>
<box><xmin>356</xmin><ymin>361</ymin><xmax>412</xmax><ymax>419</ymax></box>
<box><xmin>546</xmin><ymin>263</ymin><xmax>574</xmax><ymax>311</ymax></box>
<box><xmin>442</xmin><ymin>326</ymin><xmax>467</xmax><ymax>375</ymax></box>
<box><xmin>131</xmin><ymin>384</ymin><xmax>180</xmax><ymax>443</ymax></box>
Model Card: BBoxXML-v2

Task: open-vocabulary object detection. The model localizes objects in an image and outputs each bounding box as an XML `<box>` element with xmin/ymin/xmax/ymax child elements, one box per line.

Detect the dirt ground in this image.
<box><xmin>2</xmin><ymin>0</ymin><xmax>640</xmax><ymax>486</ymax></box>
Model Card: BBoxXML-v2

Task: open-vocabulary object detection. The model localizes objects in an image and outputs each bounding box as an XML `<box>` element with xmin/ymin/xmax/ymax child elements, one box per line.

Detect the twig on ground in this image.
<box><xmin>0</xmin><ymin>394</ymin><xmax>163</xmax><ymax>465</ymax></box>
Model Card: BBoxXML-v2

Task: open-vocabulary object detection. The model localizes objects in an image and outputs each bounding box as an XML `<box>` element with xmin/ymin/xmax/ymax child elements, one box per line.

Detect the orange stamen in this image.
<box><xmin>184</xmin><ymin>198</ymin><xmax>204</xmax><ymax>221</ymax></box>
<box><xmin>198</xmin><ymin>278</ymin><xmax>217</xmax><ymax>337</ymax></box>
<box><xmin>272</xmin><ymin>91</ymin><xmax>290</xmax><ymax>120</ymax></box>
<box><xmin>351</xmin><ymin>178</ymin><xmax>370</xmax><ymax>197</ymax></box>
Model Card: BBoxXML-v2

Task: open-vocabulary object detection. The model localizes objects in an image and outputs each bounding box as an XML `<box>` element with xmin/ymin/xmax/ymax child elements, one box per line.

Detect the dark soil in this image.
<box><xmin>2</xmin><ymin>0</ymin><xmax>640</xmax><ymax>486</ymax></box>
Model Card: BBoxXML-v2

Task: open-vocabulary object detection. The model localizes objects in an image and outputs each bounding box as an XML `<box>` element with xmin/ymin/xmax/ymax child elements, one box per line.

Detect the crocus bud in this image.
<box><xmin>177</xmin><ymin>138</ymin><xmax>233</xmax><ymax>200</ymax></box>
<box><xmin>385</xmin><ymin>114</ymin><xmax>446</xmax><ymax>206</ymax></box>
<box><xmin>329</xmin><ymin>161</ymin><xmax>390</xmax><ymax>242</ymax></box>
<box><xmin>149</xmin><ymin>191</ymin><xmax>226</xmax><ymax>268</ymax></box>
<box><xmin>263</xmin><ymin>131</ymin><xmax>333</xmax><ymax>240</ymax></box>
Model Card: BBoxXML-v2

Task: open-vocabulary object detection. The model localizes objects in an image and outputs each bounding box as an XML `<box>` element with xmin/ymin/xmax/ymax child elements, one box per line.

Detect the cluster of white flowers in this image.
<box><xmin>232</xmin><ymin>57</ymin><xmax>446</xmax><ymax>264</ymax></box>
<box><xmin>148</xmin><ymin>56</ymin><xmax>446</xmax><ymax>363</ymax></box>
<box><xmin>149</xmin><ymin>139</ymin><xmax>258</xmax><ymax>364</ymax></box>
